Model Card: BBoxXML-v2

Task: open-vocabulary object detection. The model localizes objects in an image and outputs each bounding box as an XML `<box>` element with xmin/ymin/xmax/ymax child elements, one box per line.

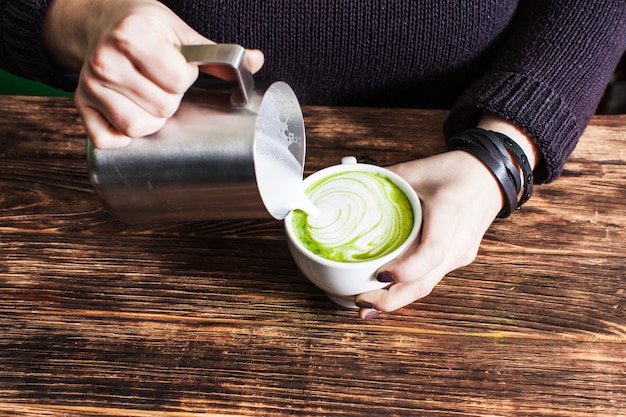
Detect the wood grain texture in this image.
<box><xmin>1</xmin><ymin>96</ymin><xmax>625</xmax><ymax>416</ymax></box>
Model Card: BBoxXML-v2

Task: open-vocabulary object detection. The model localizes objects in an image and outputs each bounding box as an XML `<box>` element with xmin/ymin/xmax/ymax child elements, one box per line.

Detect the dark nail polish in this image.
<box><xmin>365</xmin><ymin>310</ymin><xmax>379</xmax><ymax>320</ymax></box>
<box><xmin>377</xmin><ymin>271</ymin><xmax>396</xmax><ymax>283</ymax></box>
<box><xmin>356</xmin><ymin>301</ymin><xmax>374</xmax><ymax>309</ymax></box>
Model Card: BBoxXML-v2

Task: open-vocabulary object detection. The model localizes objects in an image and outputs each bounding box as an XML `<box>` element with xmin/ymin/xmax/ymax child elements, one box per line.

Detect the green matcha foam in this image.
<box><xmin>292</xmin><ymin>171</ymin><xmax>414</xmax><ymax>262</ymax></box>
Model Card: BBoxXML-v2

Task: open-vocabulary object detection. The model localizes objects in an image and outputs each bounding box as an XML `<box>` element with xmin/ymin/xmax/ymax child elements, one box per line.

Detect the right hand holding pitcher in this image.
<box><xmin>42</xmin><ymin>0</ymin><xmax>264</xmax><ymax>149</ymax></box>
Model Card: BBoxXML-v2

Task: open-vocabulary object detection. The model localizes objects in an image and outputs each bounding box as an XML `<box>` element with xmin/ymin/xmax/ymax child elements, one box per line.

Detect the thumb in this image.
<box><xmin>244</xmin><ymin>49</ymin><xmax>265</xmax><ymax>74</ymax></box>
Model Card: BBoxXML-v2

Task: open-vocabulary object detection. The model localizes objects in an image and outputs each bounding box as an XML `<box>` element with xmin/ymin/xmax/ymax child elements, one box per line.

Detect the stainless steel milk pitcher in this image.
<box><xmin>88</xmin><ymin>44</ymin><xmax>306</xmax><ymax>223</ymax></box>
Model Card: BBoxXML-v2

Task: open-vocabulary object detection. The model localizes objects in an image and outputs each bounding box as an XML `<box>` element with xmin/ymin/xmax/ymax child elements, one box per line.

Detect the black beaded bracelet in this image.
<box><xmin>447</xmin><ymin>128</ymin><xmax>534</xmax><ymax>218</ymax></box>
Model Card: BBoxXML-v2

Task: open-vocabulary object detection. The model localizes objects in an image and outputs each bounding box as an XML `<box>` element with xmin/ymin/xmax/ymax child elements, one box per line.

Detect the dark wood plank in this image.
<box><xmin>2</xmin><ymin>158</ymin><xmax>624</xmax><ymax>257</ymax></box>
<box><xmin>1</xmin><ymin>241</ymin><xmax>625</xmax><ymax>416</ymax></box>
<box><xmin>1</xmin><ymin>318</ymin><xmax>624</xmax><ymax>416</ymax></box>
<box><xmin>0</xmin><ymin>96</ymin><xmax>85</xmax><ymax>159</ymax></box>
<box><xmin>2</xmin><ymin>232</ymin><xmax>625</xmax><ymax>336</ymax></box>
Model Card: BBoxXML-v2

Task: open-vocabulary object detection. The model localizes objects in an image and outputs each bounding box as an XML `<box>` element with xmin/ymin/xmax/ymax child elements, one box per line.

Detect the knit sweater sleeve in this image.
<box><xmin>0</xmin><ymin>0</ymin><xmax>77</xmax><ymax>91</ymax></box>
<box><xmin>444</xmin><ymin>0</ymin><xmax>626</xmax><ymax>183</ymax></box>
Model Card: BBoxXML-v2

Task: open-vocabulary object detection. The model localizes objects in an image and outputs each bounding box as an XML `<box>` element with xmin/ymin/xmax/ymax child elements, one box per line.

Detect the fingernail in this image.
<box><xmin>377</xmin><ymin>271</ymin><xmax>396</xmax><ymax>283</ymax></box>
<box><xmin>356</xmin><ymin>301</ymin><xmax>374</xmax><ymax>309</ymax></box>
<box><xmin>364</xmin><ymin>310</ymin><xmax>379</xmax><ymax>320</ymax></box>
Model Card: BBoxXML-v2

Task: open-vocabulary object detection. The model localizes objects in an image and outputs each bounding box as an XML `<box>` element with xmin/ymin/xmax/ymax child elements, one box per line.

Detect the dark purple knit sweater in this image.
<box><xmin>1</xmin><ymin>0</ymin><xmax>625</xmax><ymax>182</ymax></box>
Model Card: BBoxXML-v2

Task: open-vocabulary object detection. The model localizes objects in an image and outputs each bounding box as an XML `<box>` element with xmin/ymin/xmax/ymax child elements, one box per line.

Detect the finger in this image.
<box><xmin>116</xmin><ymin>24</ymin><xmax>264</xmax><ymax>87</ymax></box>
<box><xmin>378</xmin><ymin>195</ymin><xmax>482</xmax><ymax>285</ymax></box>
<box><xmin>356</xmin><ymin>272</ymin><xmax>443</xmax><ymax>313</ymax></box>
<box><xmin>128</xmin><ymin>42</ymin><xmax>200</xmax><ymax>94</ymax></box>
<box><xmin>111</xmin><ymin>15</ymin><xmax>202</xmax><ymax>95</ymax></box>
<box><xmin>376</xmin><ymin>205</ymin><xmax>450</xmax><ymax>284</ymax></box>
<box><xmin>358</xmin><ymin>307</ymin><xmax>380</xmax><ymax>321</ymax></box>
<box><xmin>76</xmin><ymin>81</ymin><xmax>167</xmax><ymax>140</ymax></box>
<box><xmin>86</xmin><ymin>45</ymin><xmax>188</xmax><ymax>120</ymax></box>
<box><xmin>244</xmin><ymin>49</ymin><xmax>265</xmax><ymax>73</ymax></box>
<box><xmin>78</xmin><ymin>104</ymin><xmax>132</xmax><ymax>149</ymax></box>
<box><xmin>378</xmin><ymin>240</ymin><xmax>445</xmax><ymax>286</ymax></box>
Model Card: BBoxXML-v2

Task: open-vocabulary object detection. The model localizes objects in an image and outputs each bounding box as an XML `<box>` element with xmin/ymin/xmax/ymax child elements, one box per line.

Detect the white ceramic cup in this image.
<box><xmin>284</xmin><ymin>157</ymin><xmax>422</xmax><ymax>308</ymax></box>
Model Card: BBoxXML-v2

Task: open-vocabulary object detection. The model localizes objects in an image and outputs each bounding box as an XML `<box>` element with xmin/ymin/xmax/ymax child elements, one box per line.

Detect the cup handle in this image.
<box><xmin>180</xmin><ymin>44</ymin><xmax>255</xmax><ymax>106</ymax></box>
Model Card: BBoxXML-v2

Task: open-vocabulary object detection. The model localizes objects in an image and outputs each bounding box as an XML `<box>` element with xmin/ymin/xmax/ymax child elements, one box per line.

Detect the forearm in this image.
<box><xmin>41</xmin><ymin>0</ymin><xmax>97</xmax><ymax>72</ymax></box>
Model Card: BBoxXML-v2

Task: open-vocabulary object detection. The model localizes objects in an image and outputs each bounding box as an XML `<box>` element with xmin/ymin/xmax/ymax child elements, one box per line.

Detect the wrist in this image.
<box><xmin>447</xmin><ymin>127</ymin><xmax>534</xmax><ymax>218</ymax></box>
<box><xmin>477</xmin><ymin>113</ymin><xmax>541</xmax><ymax>170</ymax></box>
<box><xmin>450</xmin><ymin>150</ymin><xmax>505</xmax><ymax>218</ymax></box>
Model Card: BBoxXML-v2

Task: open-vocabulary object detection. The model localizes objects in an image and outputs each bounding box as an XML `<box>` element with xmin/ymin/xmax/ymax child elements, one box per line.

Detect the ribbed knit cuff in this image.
<box><xmin>3</xmin><ymin>0</ymin><xmax>77</xmax><ymax>91</ymax></box>
<box><xmin>444</xmin><ymin>71</ymin><xmax>581</xmax><ymax>184</ymax></box>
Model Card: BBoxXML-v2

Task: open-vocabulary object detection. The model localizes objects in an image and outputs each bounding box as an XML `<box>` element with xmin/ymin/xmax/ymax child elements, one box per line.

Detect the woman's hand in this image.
<box><xmin>42</xmin><ymin>0</ymin><xmax>264</xmax><ymax>149</ymax></box>
<box><xmin>354</xmin><ymin>151</ymin><xmax>503</xmax><ymax>319</ymax></box>
<box><xmin>356</xmin><ymin>115</ymin><xmax>540</xmax><ymax>320</ymax></box>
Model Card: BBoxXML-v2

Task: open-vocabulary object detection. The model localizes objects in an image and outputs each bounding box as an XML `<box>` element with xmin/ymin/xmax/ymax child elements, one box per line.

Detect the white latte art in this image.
<box><xmin>292</xmin><ymin>171</ymin><xmax>413</xmax><ymax>262</ymax></box>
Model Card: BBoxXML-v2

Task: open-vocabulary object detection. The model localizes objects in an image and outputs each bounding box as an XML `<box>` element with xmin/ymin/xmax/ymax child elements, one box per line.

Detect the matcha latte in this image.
<box><xmin>292</xmin><ymin>171</ymin><xmax>414</xmax><ymax>262</ymax></box>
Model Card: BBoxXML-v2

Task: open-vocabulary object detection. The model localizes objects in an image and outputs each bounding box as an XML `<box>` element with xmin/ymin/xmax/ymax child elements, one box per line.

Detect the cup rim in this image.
<box><xmin>284</xmin><ymin>162</ymin><xmax>422</xmax><ymax>268</ymax></box>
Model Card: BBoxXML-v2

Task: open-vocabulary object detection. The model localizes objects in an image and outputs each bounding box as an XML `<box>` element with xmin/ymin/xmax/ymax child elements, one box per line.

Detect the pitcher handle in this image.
<box><xmin>180</xmin><ymin>44</ymin><xmax>255</xmax><ymax>106</ymax></box>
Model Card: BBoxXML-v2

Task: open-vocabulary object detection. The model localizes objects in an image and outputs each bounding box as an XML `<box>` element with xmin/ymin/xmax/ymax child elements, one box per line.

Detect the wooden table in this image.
<box><xmin>1</xmin><ymin>96</ymin><xmax>625</xmax><ymax>416</ymax></box>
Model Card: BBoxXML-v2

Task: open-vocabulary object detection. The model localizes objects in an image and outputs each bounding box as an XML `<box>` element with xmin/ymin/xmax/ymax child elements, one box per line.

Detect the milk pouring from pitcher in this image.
<box><xmin>88</xmin><ymin>44</ymin><xmax>307</xmax><ymax>223</ymax></box>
